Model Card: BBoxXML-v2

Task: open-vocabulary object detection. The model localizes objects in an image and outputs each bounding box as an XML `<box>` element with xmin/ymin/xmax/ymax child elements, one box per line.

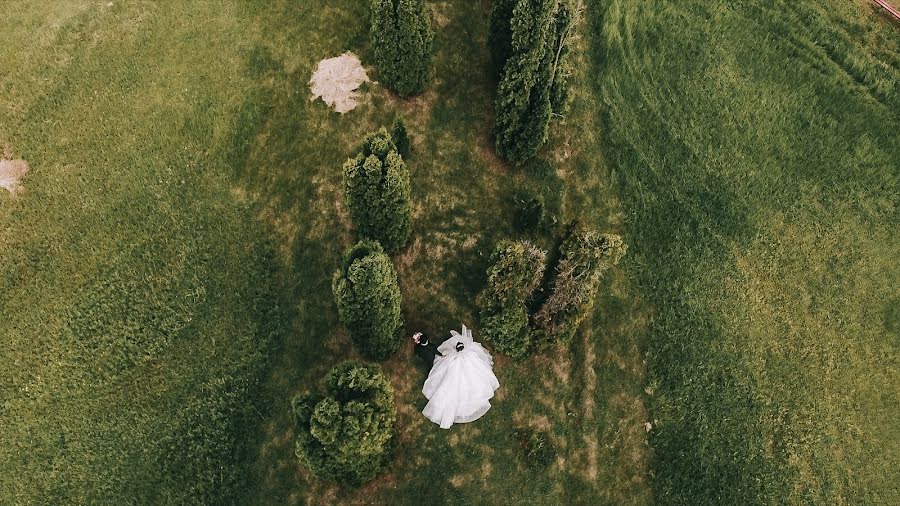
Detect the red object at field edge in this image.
<box><xmin>873</xmin><ymin>0</ymin><xmax>900</xmax><ymax>20</ymax></box>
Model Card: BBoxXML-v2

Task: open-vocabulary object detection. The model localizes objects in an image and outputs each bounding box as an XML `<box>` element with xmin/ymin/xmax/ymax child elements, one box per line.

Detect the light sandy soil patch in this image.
<box><xmin>309</xmin><ymin>52</ymin><xmax>368</xmax><ymax>114</ymax></box>
<box><xmin>0</xmin><ymin>159</ymin><xmax>28</xmax><ymax>194</ymax></box>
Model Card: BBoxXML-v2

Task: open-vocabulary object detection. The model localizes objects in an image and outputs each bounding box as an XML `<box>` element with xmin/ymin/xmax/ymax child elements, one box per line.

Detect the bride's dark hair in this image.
<box><xmin>455</xmin><ymin>342</ymin><xmax>465</xmax><ymax>352</ymax></box>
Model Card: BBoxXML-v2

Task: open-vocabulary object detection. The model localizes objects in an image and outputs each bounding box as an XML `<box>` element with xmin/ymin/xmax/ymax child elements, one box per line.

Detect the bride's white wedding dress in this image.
<box><xmin>422</xmin><ymin>325</ymin><xmax>500</xmax><ymax>429</ymax></box>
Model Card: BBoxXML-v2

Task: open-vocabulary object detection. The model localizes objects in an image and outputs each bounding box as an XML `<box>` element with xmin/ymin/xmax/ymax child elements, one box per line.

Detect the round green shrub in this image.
<box><xmin>292</xmin><ymin>362</ymin><xmax>396</xmax><ymax>484</ymax></box>
<box><xmin>332</xmin><ymin>240</ymin><xmax>404</xmax><ymax>359</ymax></box>
<box><xmin>478</xmin><ymin>240</ymin><xmax>547</xmax><ymax>357</ymax></box>
<box><xmin>343</xmin><ymin>128</ymin><xmax>412</xmax><ymax>254</ymax></box>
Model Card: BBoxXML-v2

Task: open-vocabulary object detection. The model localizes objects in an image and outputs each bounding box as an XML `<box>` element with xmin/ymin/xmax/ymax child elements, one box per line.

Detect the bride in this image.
<box><xmin>422</xmin><ymin>325</ymin><xmax>500</xmax><ymax>429</ymax></box>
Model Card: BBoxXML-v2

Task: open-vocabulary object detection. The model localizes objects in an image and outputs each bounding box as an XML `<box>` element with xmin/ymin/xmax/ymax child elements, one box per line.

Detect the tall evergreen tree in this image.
<box><xmin>494</xmin><ymin>0</ymin><xmax>557</xmax><ymax>163</ymax></box>
<box><xmin>371</xmin><ymin>0</ymin><xmax>433</xmax><ymax>97</ymax></box>
<box><xmin>343</xmin><ymin>128</ymin><xmax>412</xmax><ymax>253</ymax></box>
<box><xmin>492</xmin><ymin>0</ymin><xmax>580</xmax><ymax>163</ymax></box>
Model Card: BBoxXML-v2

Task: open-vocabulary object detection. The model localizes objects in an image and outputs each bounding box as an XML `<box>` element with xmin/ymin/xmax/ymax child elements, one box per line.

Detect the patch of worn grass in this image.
<box><xmin>590</xmin><ymin>0</ymin><xmax>899</xmax><ymax>503</ymax></box>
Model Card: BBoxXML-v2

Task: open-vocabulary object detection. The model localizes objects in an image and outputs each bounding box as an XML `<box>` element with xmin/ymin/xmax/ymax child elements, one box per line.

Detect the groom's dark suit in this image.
<box><xmin>415</xmin><ymin>337</ymin><xmax>443</xmax><ymax>368</ymax></box>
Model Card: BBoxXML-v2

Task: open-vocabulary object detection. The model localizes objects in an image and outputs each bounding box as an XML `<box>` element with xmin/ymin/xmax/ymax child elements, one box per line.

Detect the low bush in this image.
<box><xmin>332</xmin><ymin>241</ymin><xmax>404</xmax><ymax>359</ymax></box>
<box><xmin>292</xmin><ymin>362</ymin><xmax>396</xmax><ymax>484</ymax></box>
<box><xmin>343</xmin><ymin>128</ymin><xmax>412</xmax><ymax>253</ymax></box>
<box><xmin>532</xmin><ymin>223</ymin><xmax>626</xmax><ymax>346</ymax></box>
<box><xmin>478</xmin><ymin>240</ymin><xmax>547</xmax><ymax>357</ymax></box>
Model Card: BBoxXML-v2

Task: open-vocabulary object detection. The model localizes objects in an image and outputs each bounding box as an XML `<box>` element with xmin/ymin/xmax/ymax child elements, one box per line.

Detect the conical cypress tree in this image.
<box><xmin>493</xmin><ymin>0</ymin><xmax>580</xmax><ymax>163</ymax></box>
<box><xmin>494</xmin><ymin>0</ymin><xmax>557</xmax><ymax>163</ymax></box>
<box><xmin>391</xmin><ymin>114</ymin><xmax>411</xmax><ymax>158</ymax></box>
<box><xmin>371</xmin><ymin>0</ymin><xmax>433</xmax><ymax>97</ymax></box>
<box><xmin>343</xmin><ymin>128</ymin><xmax>412</xmax><ymax>253</ymax></box>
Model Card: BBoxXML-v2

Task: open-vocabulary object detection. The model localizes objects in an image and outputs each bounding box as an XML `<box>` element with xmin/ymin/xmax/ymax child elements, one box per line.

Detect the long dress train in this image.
<box><xmin>422</xmin><ymin>325</ymin><xmax>500</xmax><ymax>429</ymax></box>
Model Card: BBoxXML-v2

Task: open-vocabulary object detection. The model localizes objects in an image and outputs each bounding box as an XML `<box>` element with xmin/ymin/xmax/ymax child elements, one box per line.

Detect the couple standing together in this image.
<box><xmin>412</xmin><ymin>325</ymin><xmax>500</xmax><ymax>429</ymax></box>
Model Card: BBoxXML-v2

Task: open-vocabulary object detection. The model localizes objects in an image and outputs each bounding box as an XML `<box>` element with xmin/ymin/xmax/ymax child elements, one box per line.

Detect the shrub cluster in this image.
<box><xmin>371</xmin><ymin>0</ymin><xmax>433</xmax><ymax>97</ymax></box>
<box><xmin>479</xmin><ymin>224</ymin><xmax>625</xmax><ymax>357</ymax></box>
<box><xmin>333</xmin><ymin>241</ymin><xmax>404</xmax><ymax>359</ymax></box>
<box><xmin>293</xmin><ymin>362</ymin><xmax>396</xmax><ymax>484</ymax></box>
<box><xmin>532</xmin><ymin>225</ymin><xmax>626</xmax><ymax>346</ymax></box>
<box><xmin>490</xmin><ymin>0</ymin><xmax>580</xmax><ymax>163</ymax></box>
<box><xmin>477</xmin><ymin>240</ymin><xmax>547</xmax><ymax>357</ymax></box>
<box><xmin>343</xmin><ymin>128</ymin><xmax>412</xmax><ymax>253</ymax></box>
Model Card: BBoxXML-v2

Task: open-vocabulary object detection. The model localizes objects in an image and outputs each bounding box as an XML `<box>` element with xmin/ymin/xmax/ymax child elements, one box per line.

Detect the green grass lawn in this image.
<box><xmin>591</xmin><ymin>0</ymin><xmax>899</xmax><ymax>503</ymax></box>
<box><xmin>1</xmin><ymin>0</ymin><xmax>897</xmax><ymax>504</ymax></box>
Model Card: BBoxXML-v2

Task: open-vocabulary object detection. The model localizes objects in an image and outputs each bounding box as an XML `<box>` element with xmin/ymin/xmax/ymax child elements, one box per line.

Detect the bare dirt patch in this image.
<box><xmin>0</xmin><ymin>159</ymin><xmax>29</xmax><ymax>194</ymax></box>
<box><xmin>309</xmin><ymin>52</ymin><xmax>369</xmax><ymax>114</ymax></box>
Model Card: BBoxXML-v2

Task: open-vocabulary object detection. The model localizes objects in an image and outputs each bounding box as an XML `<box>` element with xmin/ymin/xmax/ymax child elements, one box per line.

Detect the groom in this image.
<box><xmin>412</xmin><ymin>332</ymin><xmax>442</xmax><ymax>368</ymax></box>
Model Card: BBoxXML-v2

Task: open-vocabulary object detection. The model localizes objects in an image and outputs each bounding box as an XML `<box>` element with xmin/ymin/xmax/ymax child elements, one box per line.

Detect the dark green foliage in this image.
<box><xmin>533</xmin><ymin>225</ymin><xmax>626</xmax><ymax>346</ymax></box>
<box><xmin>392</xmin><ymin>115</ymin><xmax>411</xmax><ymax>158</ymax></box>
<box><xmin>370</xmin><ymin>0</ymin><xmax>433</xmax><ymax>97</ymax></box>
<box><xmin>493</xmin><ymin>0</ymin><xmax>580</xmax><ymax>162</ymax></box>
<box><xmin>494</xmin><ymin>0</ymin><xmax>556</xmax><ymax>163</ymax></box>
<box><xmin>332</xmin><ymin>241</ymin><xmax>404</xmax><ymax>359</ymax></box>
<box><xmin>478</xmin><ymin>240</ymin><xmax>547</xmax><ymax>357</ymax></box>
<box><xmin>293</xmin><ymin>362</ymin><xmax>396</xmax><ymax>485</ymax></box>
<box><xmin>343</xmin><ymin>128</ymin><xmax>412</xmax><ymax>253</ymax></box>
<box><xmin>488</xmin><ymin>0</ymin><xmax>518</xmax><ymax>71</ymax></box>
